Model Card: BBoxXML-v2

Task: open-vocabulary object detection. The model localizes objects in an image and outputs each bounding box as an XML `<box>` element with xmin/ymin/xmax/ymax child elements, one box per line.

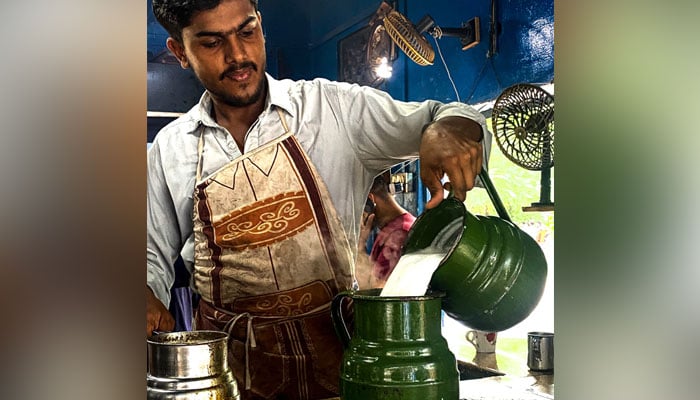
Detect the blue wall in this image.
<box><xmin>148</xmin><ymin>0</ymin><xmax>553</xmax><ymax>104</ymax></box>
<box><xmin>259</xmin><ymin>0</ymin><xmax>553</xmax><ymax>104</ymax></box>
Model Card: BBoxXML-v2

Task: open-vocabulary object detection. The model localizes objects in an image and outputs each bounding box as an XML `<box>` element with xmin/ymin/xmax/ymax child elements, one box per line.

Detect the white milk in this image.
<box><xmin>380</xmin><ymin>217</ymin><xmax>463</xmax><ymax>297</ymax></box>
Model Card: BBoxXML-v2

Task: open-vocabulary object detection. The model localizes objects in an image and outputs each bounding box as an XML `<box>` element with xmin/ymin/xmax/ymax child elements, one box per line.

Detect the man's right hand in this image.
<box><xmin>146</xmin><ymin>285</ymin><xmax>175</xmax><ymax>336</ymax></box>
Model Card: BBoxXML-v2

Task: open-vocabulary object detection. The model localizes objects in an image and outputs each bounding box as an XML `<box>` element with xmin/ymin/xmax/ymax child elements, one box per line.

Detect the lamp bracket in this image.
<box><xmin>430</xmin><ymin>16</ymin><xmax>480</xmax><ymax>51</ymax></box>
<box><xmin>411</xmin><ymin>13</ymin><xmax>480</xmax><ymax>51</ymax></box>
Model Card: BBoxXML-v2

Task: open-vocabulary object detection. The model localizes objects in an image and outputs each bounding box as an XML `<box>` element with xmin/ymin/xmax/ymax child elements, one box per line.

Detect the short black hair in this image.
<box><xmin>152</xmin><ymin>0</ymin><xmax>259</xmax><ymax>42</ymax></box>
<box><xmin>369</xmin><ymin>170</ymin><xmax>392</xmax><ymax>199</ymax></box>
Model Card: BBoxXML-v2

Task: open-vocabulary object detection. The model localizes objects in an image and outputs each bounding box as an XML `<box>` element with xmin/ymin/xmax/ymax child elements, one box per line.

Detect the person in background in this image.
<box><xmin>354</xmin><ymin>198</ymin><xmax>376</xmax><ymax>289</ymax></box>
<box><xmin>356</xmin><ymin>171</ymin><xmax>416</xmax><ymax>288</ymax></box>
<box><xmin>147</xmin><ymin>1</ymin><xmax>491</xmax><ymax>398</ymax></box>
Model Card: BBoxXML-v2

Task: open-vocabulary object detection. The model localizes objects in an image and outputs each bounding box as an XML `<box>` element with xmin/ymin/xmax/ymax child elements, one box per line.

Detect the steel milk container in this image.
<box><xmin>147</xmin><ymin>330</ymin><xmax>240</xmax><ymax>400</ymax></box>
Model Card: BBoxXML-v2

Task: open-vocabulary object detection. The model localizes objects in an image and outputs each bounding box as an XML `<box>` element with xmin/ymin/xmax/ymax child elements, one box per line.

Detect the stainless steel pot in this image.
<box><xmin>147</xmin><ymin>330</ymin><xmax>240</xmax><ymax>400</ymax></box>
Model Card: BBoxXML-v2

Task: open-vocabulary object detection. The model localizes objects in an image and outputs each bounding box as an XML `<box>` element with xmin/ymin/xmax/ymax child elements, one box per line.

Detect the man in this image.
<box><xmin>147</xmin><ymin>1</ymin><xmax>491</xmax><ymax>398</ymax></box>
<box><xmin>356</xmin><ymin>171</ymin><xmax>416</xmax><ymax>288</ymax></box>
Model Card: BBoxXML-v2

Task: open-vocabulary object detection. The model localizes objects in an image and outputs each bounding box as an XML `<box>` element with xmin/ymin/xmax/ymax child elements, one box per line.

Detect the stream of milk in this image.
<box><xmin>379</xmin><ymin>217</ymin><xmax>463</xmax><ymax>297</ymax></box>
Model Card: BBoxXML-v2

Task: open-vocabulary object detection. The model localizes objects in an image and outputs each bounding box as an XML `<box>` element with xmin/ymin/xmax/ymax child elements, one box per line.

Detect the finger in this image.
<box><xmin>147</xmin><ymin>315</ymin><xmax>160</xmax><ymax>336</ymax></box>
<box><xmin>446</xmin><ymin>165</ymin><xmax>467</xmax><ymax>203</ymax></box>
<box><xmin>470</xmin><ymin>143</ymin><xmax>483</xmax><ymax>188</ymax></box>
<box><xmin>421</xmin><ymin>168</ymin><xmax>445</xmax><ymax>209</ymax></box>
<box><xmin>462</xmin><ymin>161</ymin><xmax>476</xmax><ymax>193</ymax></box>
<box><xmin>159</xmin><ymin>311</ymin><xmax>175</xmax><ymax>333</ymax></box>
<box><xmin>454</xmin><ymin>143</ymin><xmax>482</xmax><ymax>193</ymax></box>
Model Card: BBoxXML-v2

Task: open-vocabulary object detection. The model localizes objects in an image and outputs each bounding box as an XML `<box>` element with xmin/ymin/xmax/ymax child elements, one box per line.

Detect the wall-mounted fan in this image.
<box><xmin>371</xmin><ymin>1</ymin><xmax>480</xmax><ymax>67</ymax></box>
<box><xmin>491</xmin><ymin>83</ymin><xmax>555</xmax><ymax>211</ymax></box>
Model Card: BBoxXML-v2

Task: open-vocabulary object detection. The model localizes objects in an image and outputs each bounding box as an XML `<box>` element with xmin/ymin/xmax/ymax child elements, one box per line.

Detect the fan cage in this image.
<box><xmin>491</xmin><ymin>84</ymin><xmax>554</xmax><ymax>171</ymax></box>
<box><xmin>384</xmin><ymin>11</ymin><xmax>435</xmax><ymax>66</ymax></box>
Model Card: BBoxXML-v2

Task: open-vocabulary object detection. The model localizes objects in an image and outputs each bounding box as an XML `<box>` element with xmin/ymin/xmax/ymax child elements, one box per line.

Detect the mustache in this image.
<box><xmin>220</xmin><ymin>62</ymin><xmax>257</xmax><ymax>80</ymax></box>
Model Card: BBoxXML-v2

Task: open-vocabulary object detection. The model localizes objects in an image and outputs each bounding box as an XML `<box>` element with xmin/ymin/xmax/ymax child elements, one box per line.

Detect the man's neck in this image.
<box><xmin>210</xmin><ymin>94</ymin><xmax>266</xmax><ymax>152</ymax></box>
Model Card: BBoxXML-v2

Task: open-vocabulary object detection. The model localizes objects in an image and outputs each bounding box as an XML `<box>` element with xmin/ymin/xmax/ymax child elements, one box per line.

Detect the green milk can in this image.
<box><xmin>331</xmin><ymin>289</ymin><xmax>459</xmax><ymax>400</ymax></box>
<box><xmin>404</xmin><ymin>169</ymin><xmax>549</xmax><ymax>331</ymax></box>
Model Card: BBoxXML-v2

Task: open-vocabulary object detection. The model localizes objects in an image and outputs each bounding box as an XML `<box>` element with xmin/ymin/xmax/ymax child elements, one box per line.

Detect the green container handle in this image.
<box><xmin>478</xmin><ymin>167</ymin><xmax>512</xmax><ymax>224</ymax></box>
<box><xmin>331</xmin><ymin>291</ymin><xmax>352</xmax><ymax>349</ymax></box>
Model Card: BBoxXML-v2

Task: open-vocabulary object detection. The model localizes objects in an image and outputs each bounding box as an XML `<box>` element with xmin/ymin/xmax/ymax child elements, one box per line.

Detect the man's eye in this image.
<box><xmin>202</xmin><ymin>40</ymin><xmax>220</xmax><ymax>48</ymax></box>
<box><xmin>240</xmin><ymin>30</ymin><xmax>254</xmax><ymax>37</ymax></box>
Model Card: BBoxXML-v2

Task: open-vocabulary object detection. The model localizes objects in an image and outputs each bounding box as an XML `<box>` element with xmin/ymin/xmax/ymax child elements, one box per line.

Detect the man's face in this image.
<box><xmin>168</xmin><ymin>0</ymin><xmax>267</xmax><ymax>107</ymax></box>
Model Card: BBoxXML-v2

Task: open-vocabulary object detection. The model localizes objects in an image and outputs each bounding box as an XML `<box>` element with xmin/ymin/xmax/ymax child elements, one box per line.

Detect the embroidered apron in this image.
<box><xmin>191</xmin><ymin>110</ymin><xmax>354</xmax><ymax>400</ymax></box>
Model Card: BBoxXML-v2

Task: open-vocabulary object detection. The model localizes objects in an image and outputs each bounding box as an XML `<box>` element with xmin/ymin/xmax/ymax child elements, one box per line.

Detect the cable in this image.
<box><xmin>465</xmin><ymin>56</ymin><xmax>489</xmax><ymax>103</ymax></box>
<box><xmin>431</xmin><ymin>34</ymin><xmax>461</xmax><ymax>102</ymax></box>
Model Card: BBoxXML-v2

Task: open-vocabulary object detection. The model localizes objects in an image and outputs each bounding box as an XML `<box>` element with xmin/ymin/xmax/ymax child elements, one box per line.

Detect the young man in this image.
<box><xmin>147</xmin><ymin>1</ymin><xmax>491</xmax><ymax>398</ymax></box>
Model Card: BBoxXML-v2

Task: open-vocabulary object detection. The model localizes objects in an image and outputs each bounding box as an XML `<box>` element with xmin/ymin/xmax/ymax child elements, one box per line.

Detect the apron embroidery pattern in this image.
<box><xmin>212</xmin><ymin>191</ymin><xmax>314</xmax><ymax>251</ymax></box>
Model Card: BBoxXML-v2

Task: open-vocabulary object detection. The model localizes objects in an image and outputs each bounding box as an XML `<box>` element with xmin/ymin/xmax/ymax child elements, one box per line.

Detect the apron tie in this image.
<box><xmin>204</xmin><ymin>309</ymin><xmax>258</xmax><ymax>390</ymax></box>
<box><xmin>203</xmin><ymin>301</ymin><xmax>332</xmax><ymax>391</ymax></box>
<box><xmin>223</xmin><ymin>312</ymin><xmax>257</xmax><ymax>390</ymax></box>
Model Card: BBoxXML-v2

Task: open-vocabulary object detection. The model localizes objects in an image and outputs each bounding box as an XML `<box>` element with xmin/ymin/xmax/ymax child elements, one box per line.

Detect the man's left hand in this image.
<box><xmin>419</xmin><ymin>116</ymin><xmax>484</xmax><ymax>209</ymax></box>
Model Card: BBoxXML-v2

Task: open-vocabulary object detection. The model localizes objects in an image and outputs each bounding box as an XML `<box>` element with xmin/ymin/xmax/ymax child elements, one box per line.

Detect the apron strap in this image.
<box><xmin>276</xmin><ymin>108</ymin><xmax>290</xmax><ymax>134</ymax></box>
<box><xmin>196</xmin><ymin>124</ymin><xmax>206</xmax><ymax>182</ymax></box>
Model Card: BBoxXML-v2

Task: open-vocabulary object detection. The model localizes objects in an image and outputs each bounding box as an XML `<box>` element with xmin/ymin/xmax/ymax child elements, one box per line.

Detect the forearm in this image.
<box><xmin>147</xmin><ymin>204</ymin><xmax>179</xmax><ymax>306</ymax></box>
<box><xmin>146</xmin><ymin>145</ymin><xmax>183</xmax><ymax>307</ymax></box>
<box><xmin>147</xmin><ymin>259</ymin><xmax>174</xmax><ymax>307</ymax></box>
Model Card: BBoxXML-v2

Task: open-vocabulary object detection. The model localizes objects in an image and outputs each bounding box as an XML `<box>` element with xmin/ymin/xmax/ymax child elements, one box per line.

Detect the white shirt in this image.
<box><xmin>147</xmin><ymin>74</ymin><xmax>491</xmax><ymax>305</ymax></box>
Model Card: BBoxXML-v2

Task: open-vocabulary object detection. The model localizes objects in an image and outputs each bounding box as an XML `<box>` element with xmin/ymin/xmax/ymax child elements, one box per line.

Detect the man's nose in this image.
<box><xmin>223</xmin><ymin>36</ymin><xmax>246</xmax><ymax>64</ymax></box>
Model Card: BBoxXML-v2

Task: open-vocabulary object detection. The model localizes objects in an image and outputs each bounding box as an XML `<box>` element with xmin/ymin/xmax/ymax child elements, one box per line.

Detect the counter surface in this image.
<box><xmin>320</xmin><ymin>337</ymin><xmax>554</xmax><ymax>400</ymax></box>
<box><xmin>455</xmin><ymin>337</ymin><xmax>554</xmax><ymax>399</ymax></box>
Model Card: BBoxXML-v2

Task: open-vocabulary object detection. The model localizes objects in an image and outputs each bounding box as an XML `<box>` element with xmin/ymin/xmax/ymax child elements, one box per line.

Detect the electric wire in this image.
<box><xmin>431</xmin><ymin>34</ymin><xmax>460</xmax><ymax>102</ymax></box>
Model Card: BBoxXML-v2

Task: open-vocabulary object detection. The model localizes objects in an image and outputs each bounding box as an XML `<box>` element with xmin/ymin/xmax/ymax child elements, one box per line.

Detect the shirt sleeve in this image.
<box><xmin>146</xmin><ymin>141</ymin><xmax>179</xmax><ymax>307</ymax></box>
<box><xmin>328</xmin><ymin>82</ymin><xmax>492</xmax><ymax>174</ymax></box>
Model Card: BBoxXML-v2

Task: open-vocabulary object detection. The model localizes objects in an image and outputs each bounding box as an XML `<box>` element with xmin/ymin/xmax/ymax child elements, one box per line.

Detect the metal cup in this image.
<box><xmin>527</xmin><ymin>331</ymin><xmax>554</xmax><ymax>371</ymax></box>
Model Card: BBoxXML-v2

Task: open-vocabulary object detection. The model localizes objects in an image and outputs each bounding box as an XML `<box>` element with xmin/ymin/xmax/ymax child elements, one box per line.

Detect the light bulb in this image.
<box><xmin>374</xmin><ymin>57</ymin><xmax>393</xmax><ymax>79</ymax></box>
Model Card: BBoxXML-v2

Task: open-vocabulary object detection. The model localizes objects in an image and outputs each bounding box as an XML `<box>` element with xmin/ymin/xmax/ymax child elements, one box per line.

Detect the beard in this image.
<box><xmin>218</xmin><ymin>74</ymin><xmax>267</xmax><ymax>107</ymax></box>
<box><xmin>206</xmin><ymin>60</ymin><xmax>267</xmax><ymax>107</ymax></box>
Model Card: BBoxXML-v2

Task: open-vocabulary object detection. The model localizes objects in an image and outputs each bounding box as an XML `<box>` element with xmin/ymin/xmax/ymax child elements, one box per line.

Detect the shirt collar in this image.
<box><xmin>191</xmin><ymin>73</ymin><xmax>295</xmax><ymax>127</ymax></box>
<box><xmin>265</xmin><ymin>73</ymin><xmax>295</xmax><ymax>117</ymax></box>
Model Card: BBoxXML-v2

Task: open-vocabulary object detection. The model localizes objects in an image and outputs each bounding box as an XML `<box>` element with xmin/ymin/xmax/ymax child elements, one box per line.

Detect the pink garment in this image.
<box><xmin>369</xmin><ymin>213</ymin><xmax>416</xmax><ymax>282</ymax></box>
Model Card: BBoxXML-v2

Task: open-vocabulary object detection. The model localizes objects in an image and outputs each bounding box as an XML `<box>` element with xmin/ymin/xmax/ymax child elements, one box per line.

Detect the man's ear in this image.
<box><xmin>166</xmin><ymin>37</ymin><xmax>189</xmax><ymax>69</ymax></box>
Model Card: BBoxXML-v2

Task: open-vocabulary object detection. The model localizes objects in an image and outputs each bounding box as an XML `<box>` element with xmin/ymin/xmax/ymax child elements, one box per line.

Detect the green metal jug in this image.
<box><xmin>404</xmin><ymin>169</ymin><xmax>548</xmax><ymax>332</ymax></box>
<box><xmin>331</xmin><ymin>289</ymin><xmax>459</xmax><ymax>400</ymax></box>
